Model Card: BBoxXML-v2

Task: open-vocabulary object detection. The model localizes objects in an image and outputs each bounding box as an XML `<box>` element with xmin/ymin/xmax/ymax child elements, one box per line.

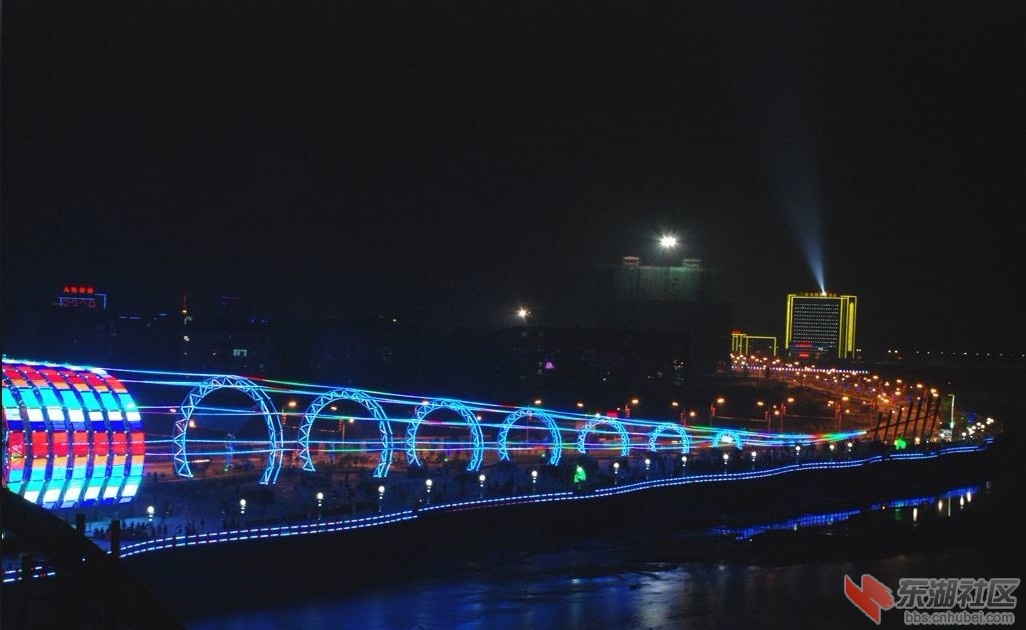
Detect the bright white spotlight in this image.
<box><xmin>659</xmin><ymin>235</ymin><xmax>678</xmax><ymax>249</ymax></box>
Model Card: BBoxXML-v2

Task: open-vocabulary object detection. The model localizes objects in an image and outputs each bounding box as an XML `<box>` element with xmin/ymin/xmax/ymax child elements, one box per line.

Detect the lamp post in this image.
<box><xmin>341</xmin><ymin>417</ymin><xmax>354</xmax><ymax>447</ymax></box>
<box><xmin>239</xmin><ymin>498</ymin><xmax>246</xmax><ymax>527</ymax></box>
<box><xmin>425</xmin><ymin>478</ymin><xmax>433</xmax><ymax>505</ymax></box>
<box><xmin>531</xmin><ymin>469</ymin><xmax>538</xmax><ymax>493</ymax></box>
<box><xmin>680</xmin><ymin>455</ymin><xmax>687</xmax><ymax>476</ymax></box>
<box><xmin>377</xmin><ymin>485</ymin><xmax>386</xmax><ymax>513</ymax></box>
<box><xmin>644</xmin><ymin>458</ymin><xmax>651</xmax><ymax>480</ymax></box>
<box><xmin>623</xmin><ymin>398</ymin><xmax>639</xmax><ymax>418</ymax></box>
<box><xmin>794</xmin><ymin>445</ymin><xmax>801</xmax><ymax>465</ymax></box>
<box><xmin>147</xmin><ymin>505</ymin><xmax>154</xmax><ymax>523</ymax></box>
<box><xmin>316</xmin><ymin>491</ymin><xmax>323</xmax><ymax>522</ymax></box>
<box><xmin>613</xmin><ymin>461</ymin><xmax>620</xmax><ymax>484</ymax></box>
<box><xmin>948</xmin><ymin>394</ymin><xmax>956</xmax><ymax>441</ymax></box>
<box><xmin>710</xmin><ymin>397</ymin><xmax>725</xmax><ymax>424</ymax></box>
<box><xmin>722</xmin><ymin>452</ymin><xmax>730</xmax><ymax>474</ymax></box>
<box><xmin>846</xmin><ymin>440</ymin><xmax>853</xmax><ymax>459</ymax></box>
<box><xmin>478</xmin><ymin>474</ymin><xmax>486</xmax><ymax>499</ymax></box>
<box><xmin>750</xmin><ymin>450</ymin><xmax>757</xmax><ymax>471</ymax></box>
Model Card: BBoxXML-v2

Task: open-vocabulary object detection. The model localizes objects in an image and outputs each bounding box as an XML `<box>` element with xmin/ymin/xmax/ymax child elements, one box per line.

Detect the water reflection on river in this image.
<box><xmin>188</xmin><ymin>481</ymin><xmax>1016</xmax><ymax>630</ymax></box>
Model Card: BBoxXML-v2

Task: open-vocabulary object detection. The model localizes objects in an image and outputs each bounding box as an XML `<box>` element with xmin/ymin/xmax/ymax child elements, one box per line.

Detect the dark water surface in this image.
<box><xmin>186</xmin><ymin>477</ymin><xmax>1020</xmax><ymax>630</ymax></box>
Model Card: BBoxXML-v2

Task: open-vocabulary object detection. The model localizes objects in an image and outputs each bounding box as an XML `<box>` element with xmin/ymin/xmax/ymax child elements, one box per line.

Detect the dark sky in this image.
<box><xmin>3</xmin><ymin>1</ymin><xmax>1023</xmax><ymax>352</ymax></box>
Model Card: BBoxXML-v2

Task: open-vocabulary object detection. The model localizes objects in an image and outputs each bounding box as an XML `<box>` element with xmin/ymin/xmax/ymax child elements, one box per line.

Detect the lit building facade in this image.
<box><xmin>784</xmin><ymin>293</ymin><xmax>857</xmax><ymax>361</ymax></box>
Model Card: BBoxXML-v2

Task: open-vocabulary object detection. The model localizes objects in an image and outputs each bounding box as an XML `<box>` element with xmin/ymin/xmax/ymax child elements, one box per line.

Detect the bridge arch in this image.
<box><xmin>496</xmin><ymin>408</ymin><xmax>563</xmax><ymax>466</ymax></box>
<box><xmin>298</xmin><ymin>388</ymin><xmax>394</xmax><ymax>478</ymax></box>
<box><xmin>405</xmin><ymin>399</ymin><xmax>484</xmax><ymax>471</ymax></box>
<box><xmin>711</xmin><ymin>429</ymin><xmax>744</xmax><ymax>450</ymax></box>
<box><xmin>576</xmin><ymin>417</ymin><xmax>631</xmax><ymax>456</ymax></box>
<box><xmin>647</xmin><ymin>422</ymin><xmax>691</xmax><ymax>454</ymax></box>
<box><xmin>172</xmin><ymin>375</ymin><xmax>283</xmax><ymax>485</ymax></box>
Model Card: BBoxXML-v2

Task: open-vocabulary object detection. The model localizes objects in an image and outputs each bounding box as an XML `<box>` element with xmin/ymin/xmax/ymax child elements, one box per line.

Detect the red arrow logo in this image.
<box><xmin>844</xmin><ymin>574</ymin><xmax>895</xmax><ymax>624</ymax></box>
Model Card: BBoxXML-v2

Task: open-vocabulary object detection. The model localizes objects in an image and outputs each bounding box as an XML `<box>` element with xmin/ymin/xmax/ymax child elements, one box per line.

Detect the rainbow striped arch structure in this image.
<box><xmin>576</xmin><ymin>417</ymin><xmax>631</xmax><ymax>456</ymax></box>
<box><xmin>2</xmin><ymin>359</ymin><xmax>144</xmax><ymax>509</ymax></box>
<box><xmin>496</xmin><ymin>407</ymin><xmax>564</xmax><ymax>466</ymax></box>
<box><xmin>297</xmin><ymin>388</ymin><xmax>394</xmax><ymax>478</ymax></box>
<box><xmin>172</xmin><ymin>375</ymin><xmax>284</xmax><ymax>485</ymax></box>
<box><xmin>404</xmin><ymin>399</ymin><xmax>484</xmax><ymax>471</ymax></box>
<box><xmin>647</xmin><ymin>422</ymin><xmax>692</xmax><ymax>454</ymax></box>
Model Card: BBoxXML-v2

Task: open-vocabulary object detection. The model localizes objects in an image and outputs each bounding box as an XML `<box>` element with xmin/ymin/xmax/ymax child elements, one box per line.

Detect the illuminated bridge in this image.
<box><xmin>1</xmin><ymin>356</ymin><xmax>1001</xmax><ymax>589</ymax></box>
<box><xmin>2</xmin><ymin>357</ymin><xmax>871</xmax><ymax>511</ymax></box>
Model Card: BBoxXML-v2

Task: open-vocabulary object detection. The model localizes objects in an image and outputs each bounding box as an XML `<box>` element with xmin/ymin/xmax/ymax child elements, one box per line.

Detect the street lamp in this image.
<box><xmin>147</xmin><ymin>505</ymin><xmax>154</xmax><ymax>522</ymax></box>
<box><xmin>623</xmin><ymin>398</ymin><xmax>639</xmax><ymax>418</ymax></box>
<box><xmin>722</xmin><ymin>452</ymin><xmax>730</xmax><ymax>474</ymax></box>
<box><xmin>239</xmin><ymin>498</ymin><xmax>246</xmax><ymax>527</ymax></box>
<box><xmin>710</xmin><ymin>397</ymin><xmax>725</xmax><ymax>423</ymax></box>
<box><xmin>531</xmin><ymin>469</ymin><xmax>538</xmax><ymax>493</ymax></box>
<box><xmin>644</xmin><ymin>458</ymin><xmax>651</xmax><ymax>479</ymax></box>
<box><xmin>316</xmin><ymin>491</ymin><xmax>324</xmax><ymax>522</ymax></box>
<box><xmin>478</xmin><ymin>473</ymin><xmax>486</xmax><ymax>499</ymax></box>
<box><xmin>681</xmin><ymin>455</ymin><xmax>687</xmax><ymax>476</ymax></box>
<box><xmin>377</xmin><ymin>485</ymin><xmax>385</xmax><ymax>513</ymax></box>
<box><xmin>613</xmin><ymin>461</ymin><xmax>620</xmax><ymax>484</ymax></box>
<box><xmin>341</xmin><ymin>417</ymin><xmax>354</xmax><ymax>446</ymax></box>
<box><xmin>794</xmin><ymin>444</ymin><xmax>801</xmax><ymax>464</ymax></box>
<box><xmin>948</xmin><ymin>394</ymin><xmax>956</xmax><ymax>441</ymax></box>
<box><xmin>750</xmin><ymin>450</ymin><xmax>757</xmax><ymax>470</ymax></box>
<box><xmin>425</xmin><ymin>478</ymin><xmax>433</xmax><ymax>505</ymax></box>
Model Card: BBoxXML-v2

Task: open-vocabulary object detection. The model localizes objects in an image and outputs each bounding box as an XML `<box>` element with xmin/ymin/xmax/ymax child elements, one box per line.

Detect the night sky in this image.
<box><xmin>3</xmin><ymin>2</ymin><xmax>1023</xmax><ymax>352</ymax></box>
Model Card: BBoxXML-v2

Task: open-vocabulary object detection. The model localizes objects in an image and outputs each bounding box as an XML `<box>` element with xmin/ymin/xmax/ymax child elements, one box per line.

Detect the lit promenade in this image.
<box><xmin>2</xmin><ymin>435</ymin><xmax>995</xmax><ymax>584</ymax></box>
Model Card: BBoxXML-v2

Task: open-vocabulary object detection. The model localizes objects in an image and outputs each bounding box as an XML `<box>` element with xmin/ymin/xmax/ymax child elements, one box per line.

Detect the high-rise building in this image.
<box><xmin>785</xmin><ymin>293</ymin><xmax>857</xmax><ymax>361</ymax></box>
<box><xmin>591</xmin><ymin>256</ymin><xmax>732</xmax><ymax>375</ymax></box>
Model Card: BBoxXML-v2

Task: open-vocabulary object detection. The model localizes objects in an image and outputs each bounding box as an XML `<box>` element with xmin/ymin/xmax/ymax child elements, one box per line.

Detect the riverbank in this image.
<box><xmin>117</xmin><ymin>435</ymin><xmax>1015</xmax><ymax>625</ymax></box>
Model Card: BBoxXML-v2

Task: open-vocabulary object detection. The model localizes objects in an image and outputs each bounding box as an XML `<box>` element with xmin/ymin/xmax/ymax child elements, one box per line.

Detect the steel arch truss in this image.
<box><xmin>298</xmin><ymin>388</ymin><xmax>394</xmax><ymax>478</ymax></box>
<box><xmin>496</xmin><ymin>408</ymin><xmax>563</xmax><ymax>466</ymax></box>
<box><xmin>405</xmin><ymin>399</ymin><xmax>484</xmax><ymax>471</ymax></box>
<box><xmin>172</xmin><ymin>375</ymin><xmax>283</xmax><ymax>485</ymax></box>
<box><xmin>711</xmin><ymin>429</ymin><xmax>744</xmax><ymax>450</ymax></box>
<box><xmin>576</xmin><ymin>417</ymin><xmax>631</xmax><ymax>456</ymax></box>
<box><xmin>647</xmin><ymin>422</ymin><xmax>692</xmax><ymax>454</ymax></box>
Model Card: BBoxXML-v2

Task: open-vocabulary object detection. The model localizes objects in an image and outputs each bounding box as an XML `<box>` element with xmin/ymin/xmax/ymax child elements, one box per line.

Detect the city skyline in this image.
<box><xmin>3</xmin><ymin>2</ymin><xmax>1023</xmax><ymax>354</ymax></box>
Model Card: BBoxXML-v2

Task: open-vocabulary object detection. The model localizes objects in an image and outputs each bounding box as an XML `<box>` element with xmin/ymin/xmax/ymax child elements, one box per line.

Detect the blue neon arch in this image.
<box><xmin>297</xmin><ymin>388</ymin><xmax>394</xmax><ymax>478</ymax></box>
<box><xmin>576</xmin><ymin>417</ymin><xmax>631</xmax><ymax>456</ymax></box>
<box><xmin>496</xmin><ymin>408</ymin><xmax>563</xmax><ymax>466</ymax></box>
<box><xmin>172</xmin><ymin>375</ymin><xmax>283</xmax><ymax>485</ymax></box>
<box><xmin>405</xmin><ymin>399</ymin><xmax>484</xmax><ymax>471</ymax></box>
<box><xmin>711</xmin><ymin>429</ymin><xmax>744</xmax><ymax>450</ymax></box>
<box><xmin>647</xmin><ymin>422</ymin><xmax>692</xmax><ymax>454</ymax></box>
